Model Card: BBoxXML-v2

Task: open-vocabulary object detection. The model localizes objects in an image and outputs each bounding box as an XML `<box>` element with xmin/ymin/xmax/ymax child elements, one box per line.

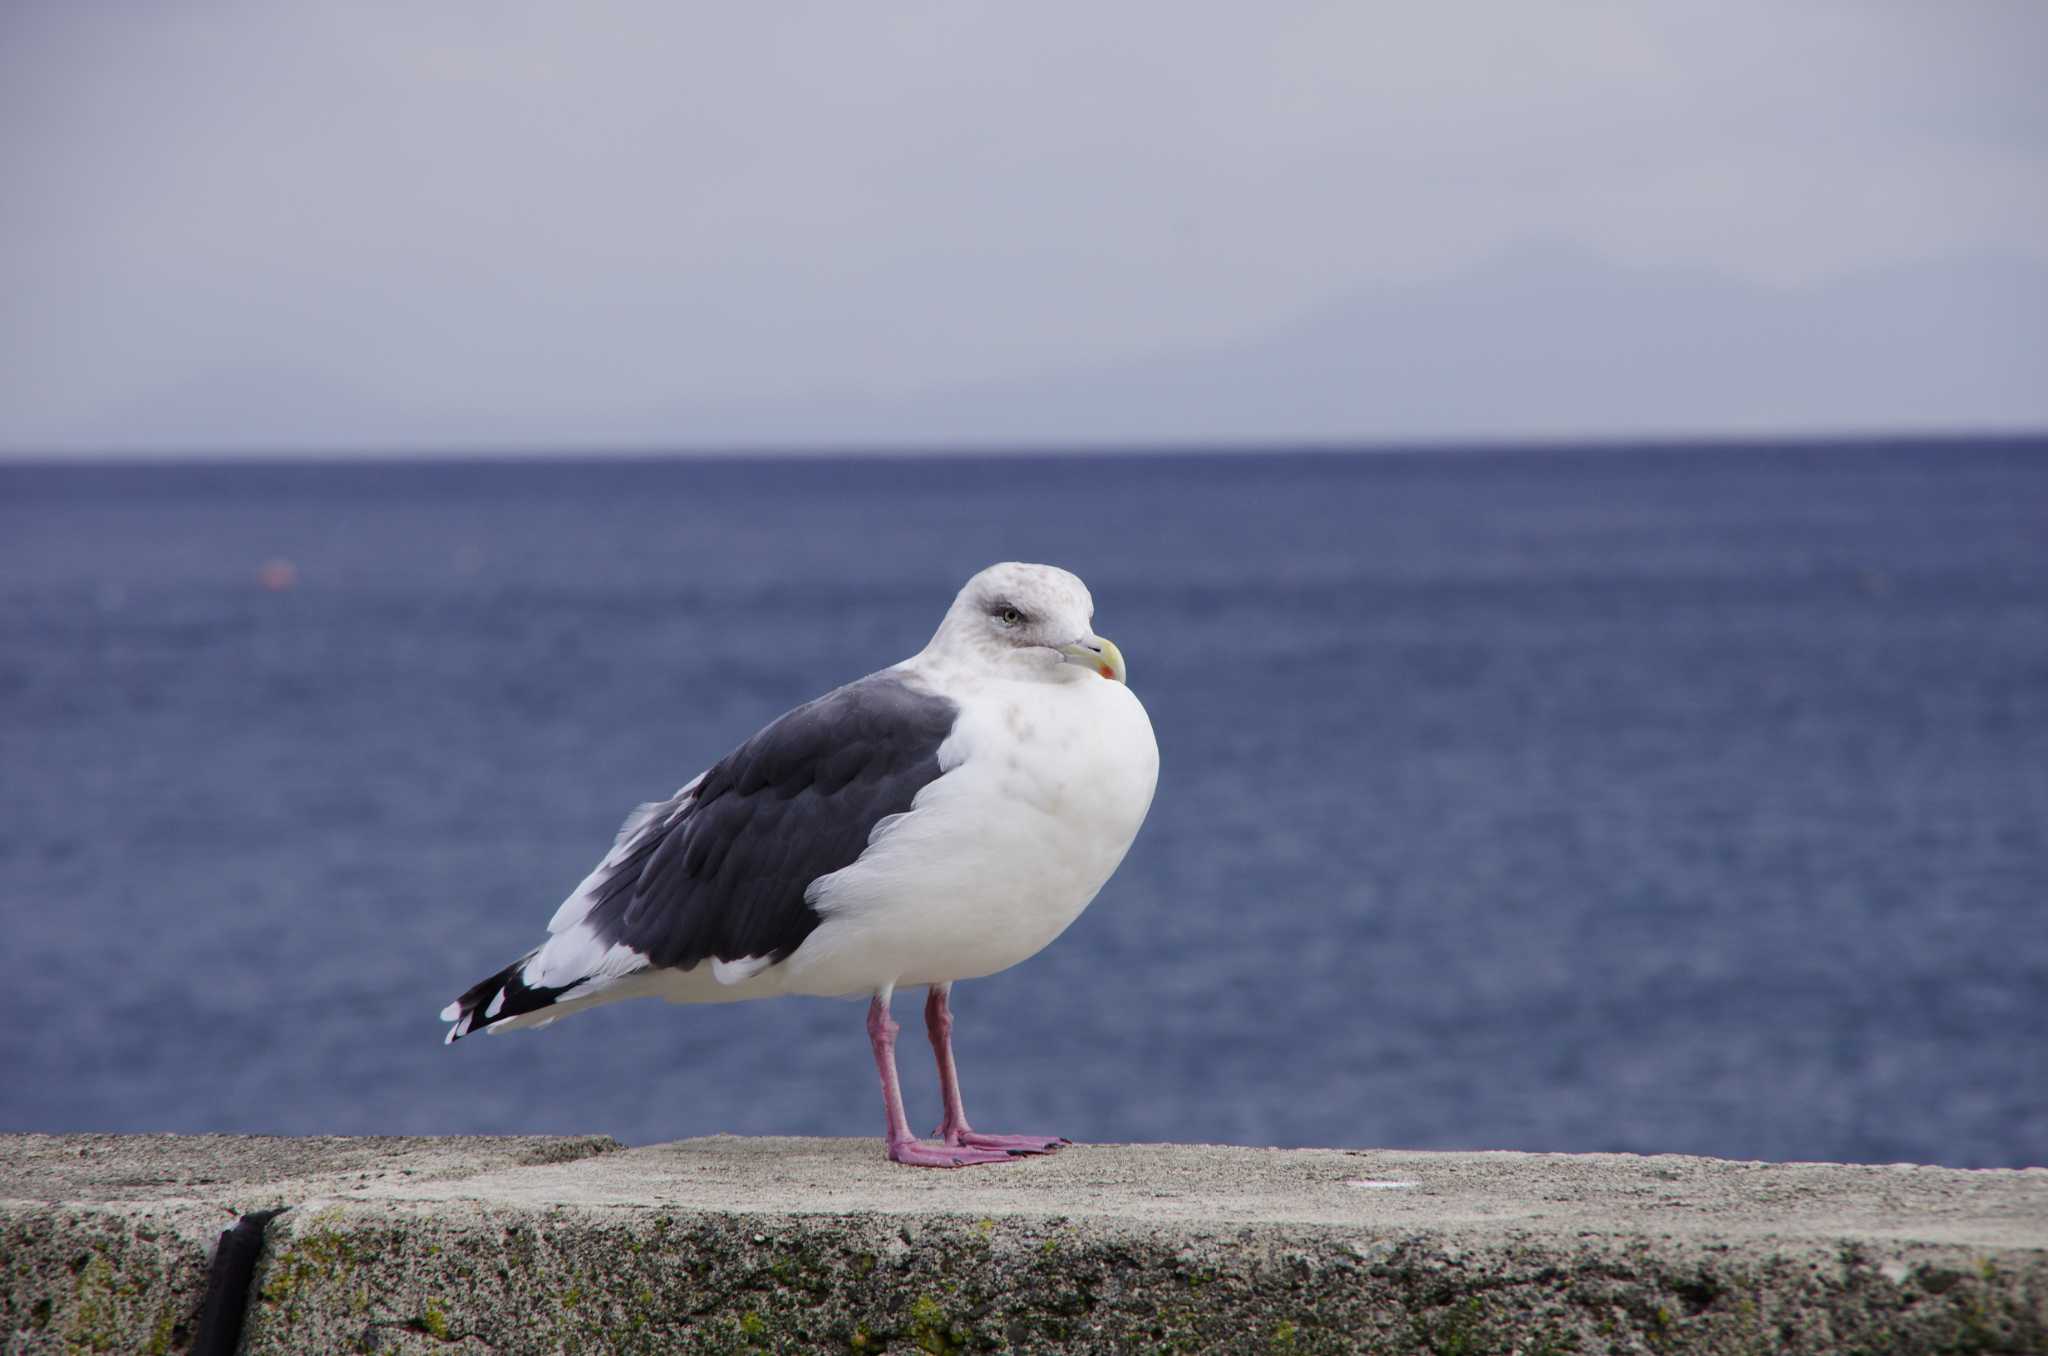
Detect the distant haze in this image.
<box><xmin>3</xmin><ymin>2</ymin><xmax>2044</xmax><ymax>454</ymax></box>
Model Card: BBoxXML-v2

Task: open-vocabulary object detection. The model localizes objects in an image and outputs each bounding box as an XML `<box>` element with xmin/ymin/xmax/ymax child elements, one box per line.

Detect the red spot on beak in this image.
<box><xmin>1098</xmin><ymin>665</ymin><xmax>1115</xmax><ymax>679</ymax></box>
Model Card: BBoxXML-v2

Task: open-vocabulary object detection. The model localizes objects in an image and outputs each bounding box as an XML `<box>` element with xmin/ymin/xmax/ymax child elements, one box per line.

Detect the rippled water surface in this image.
<box><xmin>3</xmin><ymin>441</ymin><xmax>2044</xmax><ymax>1166</ymax></box>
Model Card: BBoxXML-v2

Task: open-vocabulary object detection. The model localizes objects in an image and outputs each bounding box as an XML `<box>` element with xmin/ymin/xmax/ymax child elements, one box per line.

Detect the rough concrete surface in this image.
<box><xmin>0</xmin><ymin>1134</ymin><xmax>620</xmax><ymax>1355</ymax></box>
<box><xmin>3</xmin><ymin>1134</ymin><xmax>2043</xmax><ymax>1354</ymax></box>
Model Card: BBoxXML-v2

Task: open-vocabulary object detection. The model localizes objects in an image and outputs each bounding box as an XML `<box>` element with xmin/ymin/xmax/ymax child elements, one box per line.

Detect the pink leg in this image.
<box><xmin>925</xmin><ymin>984</ymin><xmax>1069</xmax><ymax>1155</ymax></box>
<box><xmin>867</xmin><ymin>991</ymin><xmax>1013</xmax><ymax>1167</ymax></box>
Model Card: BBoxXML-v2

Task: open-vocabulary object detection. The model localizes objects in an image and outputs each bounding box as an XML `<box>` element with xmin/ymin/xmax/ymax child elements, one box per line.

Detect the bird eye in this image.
<box><xmin>995</xmin><ymin>606</ymin><xmax>1023</xmax><ymax>626</ymax></box>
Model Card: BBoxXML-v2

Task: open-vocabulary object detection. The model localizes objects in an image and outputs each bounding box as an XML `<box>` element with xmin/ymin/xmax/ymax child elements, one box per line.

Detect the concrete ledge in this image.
<box><xmin>4</xmin><ymin>1134</ymin><xmax>2043</xmax><ymax>1354</ymax></box>
<box><xmin>0</xmin><ymin>1134</ymin><xmax>620</xmax><ymax>1354</ymax></box>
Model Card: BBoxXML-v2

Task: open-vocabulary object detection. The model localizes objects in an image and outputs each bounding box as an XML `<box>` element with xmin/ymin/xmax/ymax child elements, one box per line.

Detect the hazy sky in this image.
<box><xmin>3</xmin><ymin>2</ymin><xmax>2044</xmax><ymax>452</ymax></box>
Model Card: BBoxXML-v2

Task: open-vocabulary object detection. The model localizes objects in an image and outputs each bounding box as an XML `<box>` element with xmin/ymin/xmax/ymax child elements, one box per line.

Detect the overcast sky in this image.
<box><xmin>3</xmin><ymin>2</ymin><xmax>2043</xmax><ymax>453</ymax></box>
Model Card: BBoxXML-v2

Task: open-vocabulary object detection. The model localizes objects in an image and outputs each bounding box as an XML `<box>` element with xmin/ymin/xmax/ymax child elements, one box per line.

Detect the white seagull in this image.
<box><xmin>440</xmin><ymin>562</ymin><xmax>1159</xmax><ymax>1167</ymax></box>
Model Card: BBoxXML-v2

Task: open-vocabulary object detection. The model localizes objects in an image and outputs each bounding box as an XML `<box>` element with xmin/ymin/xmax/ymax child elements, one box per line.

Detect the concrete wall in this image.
<box><xmin>4</xmin><ymin>1133</ymin><xmax>2043</xmax><ymax>1354</ymax></box>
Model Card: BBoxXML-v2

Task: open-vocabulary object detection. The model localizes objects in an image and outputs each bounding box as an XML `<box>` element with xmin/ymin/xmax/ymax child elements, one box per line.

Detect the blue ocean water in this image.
<box><xmin>2</xmin><ymin>441</ymin><xmax>2044</xmax><ymax>1168</ymax></box>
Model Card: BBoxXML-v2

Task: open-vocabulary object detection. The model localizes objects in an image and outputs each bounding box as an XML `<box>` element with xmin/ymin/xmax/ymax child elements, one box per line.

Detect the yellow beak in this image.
<box><xmin>1057</xmin><ymin>634</ymin><xmax>1127</xmax><ymax>683</ymax></box>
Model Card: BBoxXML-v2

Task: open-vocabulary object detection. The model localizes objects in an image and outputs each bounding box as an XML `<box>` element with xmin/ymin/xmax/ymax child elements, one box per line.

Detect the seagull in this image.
<box><xmin>440</xmin><ymin>562</ymin><xmax>1159</xmax><ymax>1167</ymax></box>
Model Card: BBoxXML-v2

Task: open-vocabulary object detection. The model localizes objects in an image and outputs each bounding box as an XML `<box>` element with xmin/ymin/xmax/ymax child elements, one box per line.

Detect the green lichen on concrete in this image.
<box><xmin>144</xmin><ymin>1306</ymin><xmax>177</xmax><ymax>1356</ymax></box>
<box><xmin>259</xmin><ymin>1223</ymin><xmax>358</xmax><ymax>1308</ymax></box>
<box><xmin>11</xmin><ymin>1158</ymin><xmax>2038</xmax><ymax>1356</ymax></box>
<box><xmin>907</xmin><ymin>1292</ymin><xmax>963</xmax><ymax>1354</ymax></box>
<box><xmin>64</xmin><ymin>1253</ymin><xmax>122</xmax><ymax>1354</ymax></box>
<box><xmin>1942</xmin><ymin>1259</ymin><xmax>2040</xmax><ymax>1355</ymax></box>
<box><xmin>1</xmin><ymin>1208</ymin><xmax>212</xmax><ymax>1356</ymax></box>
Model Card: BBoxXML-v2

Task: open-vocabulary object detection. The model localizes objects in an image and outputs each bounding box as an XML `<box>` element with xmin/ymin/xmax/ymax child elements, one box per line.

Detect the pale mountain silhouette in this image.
<box><xmin>731</xmin><ymin>241</ymin><xmax>2047</xmax><ymax>446</ymax></box>
<box><xmin>50</xmin><ymin>243</ymin><xmax>2048</xmax><ymax>451</ymax></box>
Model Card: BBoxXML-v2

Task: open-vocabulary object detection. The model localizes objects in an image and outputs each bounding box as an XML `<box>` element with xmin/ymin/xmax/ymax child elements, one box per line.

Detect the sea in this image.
<box><xmin>2</xmin><ymin>439</ymin><xmax>2044</xmax><ymax>1168</ymax></box>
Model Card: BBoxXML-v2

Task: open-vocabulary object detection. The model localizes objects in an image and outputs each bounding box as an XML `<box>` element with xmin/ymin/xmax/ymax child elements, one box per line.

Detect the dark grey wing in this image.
<box><xmin>577</xmin><ymin>672</ymin><xmax>958</xmax><ymax>971</ymax></box>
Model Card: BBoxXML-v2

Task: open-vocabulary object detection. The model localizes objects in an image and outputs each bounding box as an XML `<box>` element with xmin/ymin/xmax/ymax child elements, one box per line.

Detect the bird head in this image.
<box><xmin>928</xmin><ymin>562</ymin><xmax>1128</xmax><ymax>684</ymax></box>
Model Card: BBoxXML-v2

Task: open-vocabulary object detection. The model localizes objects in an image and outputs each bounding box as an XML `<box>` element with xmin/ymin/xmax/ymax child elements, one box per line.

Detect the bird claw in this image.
<box><xmin>934</xmin><ymin>1128</ymin><xmax>1070</xmax><ymax>1155</ymax></box>
<box><xmin>887</xmin><ymin>1138</ymin><xmax>1021</xmax><ymax>1168</ymax></box>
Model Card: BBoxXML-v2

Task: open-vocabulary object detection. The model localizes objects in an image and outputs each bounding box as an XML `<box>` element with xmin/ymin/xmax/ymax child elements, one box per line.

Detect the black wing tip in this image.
<box><xmin>440</xmin><ymin>950</ymin><xmax>567</xmax><ymax>1045</ymax></box>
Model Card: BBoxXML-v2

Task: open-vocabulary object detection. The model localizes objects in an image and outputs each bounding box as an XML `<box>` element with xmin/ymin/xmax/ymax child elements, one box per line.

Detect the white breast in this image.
<box><xmin>782</xmin><ymin>670</ymin><xmax>1159</xmax><ymax>996</ymax></box>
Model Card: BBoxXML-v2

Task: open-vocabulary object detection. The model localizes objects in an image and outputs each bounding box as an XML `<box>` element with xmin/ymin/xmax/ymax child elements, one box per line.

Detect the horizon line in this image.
<box><xmin>2</xmin><ymin>425</ymin><xmax>2045</xmax><ymax>468</ymax></box>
